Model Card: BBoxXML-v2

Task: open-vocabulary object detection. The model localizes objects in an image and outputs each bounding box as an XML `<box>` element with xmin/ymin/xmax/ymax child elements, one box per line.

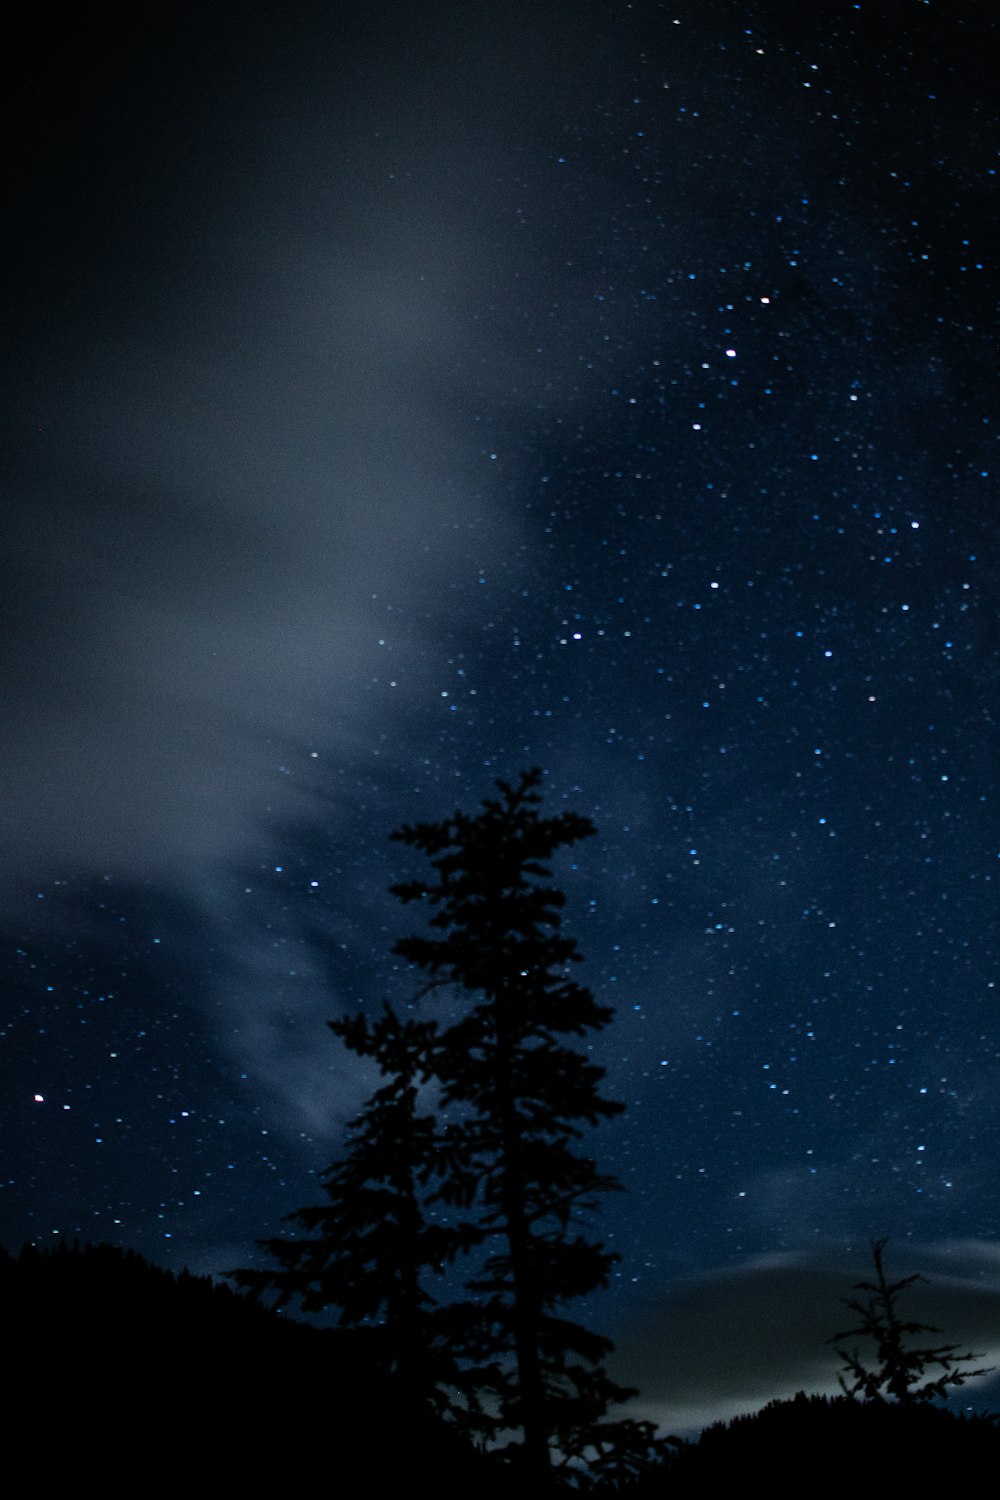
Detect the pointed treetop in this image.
<box><xmin>830</xmin><ymin>1237</ymin><xmax>993</xmax><ymax>1405</ymax></box>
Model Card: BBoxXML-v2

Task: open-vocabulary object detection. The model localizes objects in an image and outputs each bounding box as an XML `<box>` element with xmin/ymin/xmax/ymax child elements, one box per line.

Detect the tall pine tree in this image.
<box><xmin>235</xmin><ymin>771</ymin><xmax>660</xmax><ymax>1486</ymax></box>
<box><xmin>391</xmin><ymin>769</ymin><xmax>657</xmax><ymax>1483</ymax></box>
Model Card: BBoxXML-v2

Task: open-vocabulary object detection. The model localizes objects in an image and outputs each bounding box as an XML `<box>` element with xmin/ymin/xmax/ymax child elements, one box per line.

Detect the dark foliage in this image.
<box><xmin>620</xmin><ymin>1393</ymin><xmax>1000</xmax><ymax>1495</ymax></box>
<box><xmin>2</xmin><ymin>1238</ymin><xmax>510</xmax><ymax>1495</ymax></box>
<box><xmin>9</xmin><ymin>1243</ymin><xmax>997</xmax><ymax>1496</ymax></box>
<box><xmin>233</xmin><ymin>769</ymin><xmax>662</xmax><ymax>1489</ymax></box>
<box><xmin>230</xmin><ymin>1003</ymin><xmax>464</xmax><ymax>1412</ymax></box>
<box><xmin>830</xmin><ymin>1237</ymin><xmax>992</xmax><ymax>1404</ymax></box>
<box><xmin>389</xmin><ymin>769</ymin><xmax>661</xmax><ymax>1485</ymax></box>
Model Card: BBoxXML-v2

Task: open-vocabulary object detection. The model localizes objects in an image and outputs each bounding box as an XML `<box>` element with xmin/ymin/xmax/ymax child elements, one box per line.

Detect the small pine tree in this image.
<box><xmin>231</xmin><ymin>1004</ymin><xmax>459</xmax><ymax>1412</ymax></box>
<box><xmin>830</xmin><ymin>1237</ymin><xmax>992</xmax><ymax>1405</ymax></box>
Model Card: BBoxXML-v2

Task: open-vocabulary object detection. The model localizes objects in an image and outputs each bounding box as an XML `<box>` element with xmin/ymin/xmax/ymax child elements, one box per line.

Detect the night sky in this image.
<box><xmin>3</xmin><ymin>0</ymin><xmax>999</xmax><ymax>1433</ymax></box>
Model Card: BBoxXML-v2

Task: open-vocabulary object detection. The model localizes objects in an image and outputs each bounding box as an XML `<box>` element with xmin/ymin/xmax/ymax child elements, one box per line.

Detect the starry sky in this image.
<box><xmin>3</xmin><ymin>0</ymin><xmax>999</xmax><ymax>1433</ymax></box>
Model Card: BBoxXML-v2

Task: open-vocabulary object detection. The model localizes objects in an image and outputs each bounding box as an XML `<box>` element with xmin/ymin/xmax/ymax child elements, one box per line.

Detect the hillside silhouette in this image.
<box><xmin>5</xmin><ymin>1241</ymin><xmax>1000</xmax><ymax>1492</ymax></box>
<box><xmin>626</xmin><ymin>1392</ymin><xmax>1000</xmax><ymax>1494</ymax></box>
<box><xmin>2</xmin><ymin>1239</ymin><xmax>509</xmax><ymax>1494</ymax></box>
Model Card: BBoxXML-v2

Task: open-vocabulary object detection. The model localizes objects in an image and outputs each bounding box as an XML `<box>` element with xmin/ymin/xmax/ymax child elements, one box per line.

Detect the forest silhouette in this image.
<box><xmin>6</xmin><ymin>776</ymin><xmax>998</xmax><ymax>1490</ymax></box>
<box><xmin>5</xmin><ymin>1239</ymin><xmax>998</xmax><ymax>1493</ymax></box>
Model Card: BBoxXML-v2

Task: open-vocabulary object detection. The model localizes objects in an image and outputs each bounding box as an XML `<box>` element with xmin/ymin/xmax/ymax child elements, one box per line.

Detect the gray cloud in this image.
<box><xmin>607</xmin><ymin>1244</ymin><xmax>1000</xmax><ymax>1436</ymax></box>
<box><xmin>2</xmin><ymin>10</ymin><xmax>544</xmax><ymax>904</ymax></box>
<box><xmin>0</xmin><ymin>17</ymin><xmax>552</xmax><ymax>1150</ymax></box>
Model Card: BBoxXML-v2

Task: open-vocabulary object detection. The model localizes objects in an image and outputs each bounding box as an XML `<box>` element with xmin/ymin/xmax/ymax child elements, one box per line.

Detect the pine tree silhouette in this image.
<box><xmin>235</xmin><ymin>770</ymin><xmax>661</xmax><ymax>1487</ymax></box>
<box><xmin>391</xmin><ymin>768</ymin><xmax>659</xmax><ymax>1484</ymax></box>
<box><xmin>830</xmin><ymin>1237</ymin><xmax>992</xmax><ymax>1405</ymax></box>
<box><xmin>232</xmin><ymin>1004</ymin><xmax>461</xmax><ymax>1412</ymax></box>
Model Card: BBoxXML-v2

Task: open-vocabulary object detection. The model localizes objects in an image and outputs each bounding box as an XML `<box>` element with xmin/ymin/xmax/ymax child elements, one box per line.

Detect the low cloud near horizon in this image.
<box><xmin>607</xmin><ymin>1242</ymin><xmax>1000</xmax><ymax>1435</ymax></box>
